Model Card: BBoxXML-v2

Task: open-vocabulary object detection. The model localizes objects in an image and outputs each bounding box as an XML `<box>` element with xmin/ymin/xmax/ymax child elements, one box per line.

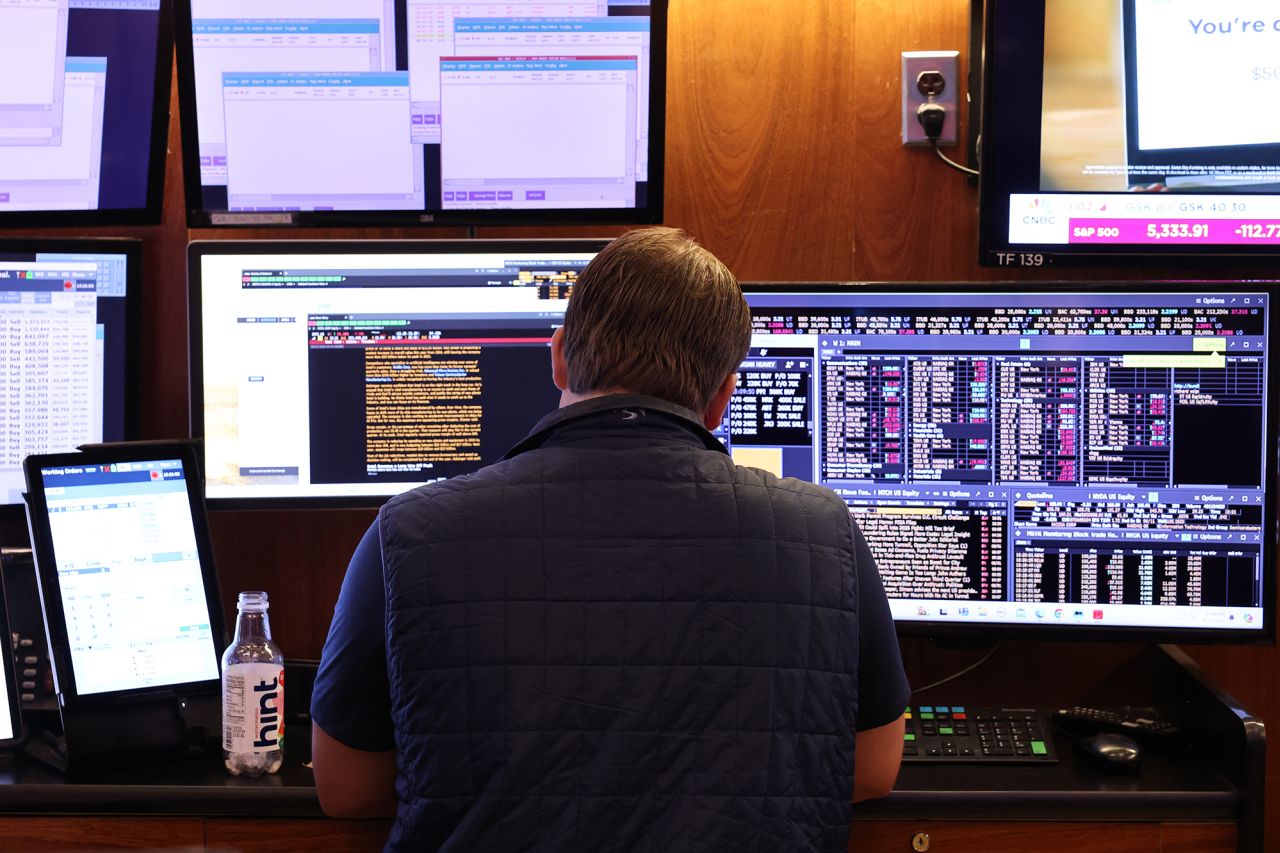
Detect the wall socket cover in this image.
<box><xmin>902</xmin><ymin>50</ymin><xmax>959</xmax><ymax>147</ymax></box>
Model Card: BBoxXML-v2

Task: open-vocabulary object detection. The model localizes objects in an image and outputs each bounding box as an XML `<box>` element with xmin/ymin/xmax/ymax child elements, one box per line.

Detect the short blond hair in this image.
<box><xmin>562</xmin><ymin>227</ymin><xmax>751</xmax><ymax>413</ymax></box>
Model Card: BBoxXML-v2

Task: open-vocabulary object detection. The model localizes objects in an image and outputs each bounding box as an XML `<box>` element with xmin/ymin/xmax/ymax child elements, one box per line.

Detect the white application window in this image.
<box><xmin>222</xmin><ymin>72</ymin><xmax>424</xmax><ymax>212</ymax></box>
<box><xmin>192</xmin><ymin>17</ymin><xmax>387</xmax><ymax>186</ymax></box>
<box><xmin>0</xmin><ymin>0</ymin><xmax>70</xmax><ymax>146</ymax></box>
<box><xmin>440</xmin><ymin>58</ymin><xmax>635</xmax><ymax>209</ymax></box>
<box><xmin>453</xmin><ymin>17</ymin><xmax>649</xmax><ymax>180</ymax></box>
<box><xmin>406</xmin><ymin>0</ymin><xmax>606</xmax><ymax>143</ymax></box>
<box><xmin>235</xmin><ymin>314</ymin><xmax>308</xmax><ymax>484</ymax></box>
<box><xmin>1133</xmin><ymin>0</ymin><xmax>1280</xmax><ymax>151</ymax></box>
<box><xmin>0</xmin><ymin>57</ymin><xmax>106</xmax><ymax>211</ymax></box>
<box><xmin>190</xmin><ymin>0</ymin><xmax>396</xmax><ymax>74</ymax></box>
<box><xmin>0</xmin><ymin>262</ymin><xmax>102</xmax><ymax>503</ymax></box>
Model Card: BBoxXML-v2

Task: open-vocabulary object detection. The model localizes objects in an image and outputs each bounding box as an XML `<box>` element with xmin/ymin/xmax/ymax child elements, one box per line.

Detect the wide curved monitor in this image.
<box><xmin>0</xmin><ymin>0</ymin><xmax>172</xmax><ymax>225</ymax></box>
<box><xmin>174</xmin><ymin>1</ymin><xmax>666</xmax><ymax>228</ymax></box>
<box><xmin>979</xmin><ymin>0</ymin><xmax>1280</xmax><ymax>266</ymax></box>
<box><xmin>735</xmin><ymin>282</ymin><xmax>1276</xmax><ymax>642</ymax></box>
<box><xmin>189</xmin><ymin>239</ymin><xmax>606</xmax><ymax>508</ymax></box>
<box><xmin>0</xmin><ymin>238</ymin><xmax>139</xmax><ymax>526</ymax></box>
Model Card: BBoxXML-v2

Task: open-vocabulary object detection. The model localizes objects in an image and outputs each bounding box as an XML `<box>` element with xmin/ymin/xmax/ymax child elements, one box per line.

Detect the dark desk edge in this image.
<box><xmin>856</xmin><ymin>788</ymin><xmax>1238</xmax><ymax>822</ymax></box>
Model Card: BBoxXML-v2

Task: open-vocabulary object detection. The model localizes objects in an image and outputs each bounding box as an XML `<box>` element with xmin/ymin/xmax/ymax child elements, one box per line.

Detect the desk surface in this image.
<box><xmin>0</xmin><ymin>726</ymin><xmax>1240</xmax><ymax>824</ymax></box>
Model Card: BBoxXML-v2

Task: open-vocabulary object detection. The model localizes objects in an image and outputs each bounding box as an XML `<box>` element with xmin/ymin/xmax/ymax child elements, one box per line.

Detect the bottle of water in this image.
<box><xmin>222</xmin><ymin>590</ymin><xmax>284</xmax><ymax>776</ymax></box>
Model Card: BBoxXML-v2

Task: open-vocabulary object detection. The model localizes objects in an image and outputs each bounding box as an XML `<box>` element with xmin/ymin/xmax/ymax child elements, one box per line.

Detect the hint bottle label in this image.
<box><xmin>223</xmin><ymin>663</ymin><xmax>285</xmax><ymax>753</ymax></box>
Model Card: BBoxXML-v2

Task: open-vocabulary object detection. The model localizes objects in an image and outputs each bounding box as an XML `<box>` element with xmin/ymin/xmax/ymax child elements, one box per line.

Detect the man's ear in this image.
<box><xmin>550</xmin><ymin>326</ymin><xmax>569</xmax><ymax>391</ymax></box>
<box><xmin>702</xmin><ymin>371</ymin><xmax>738</xmax><ymax>430</ymax></box>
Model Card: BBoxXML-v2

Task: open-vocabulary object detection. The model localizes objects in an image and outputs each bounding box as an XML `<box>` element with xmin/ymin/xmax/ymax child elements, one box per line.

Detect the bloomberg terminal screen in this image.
<box><xmin>193</xmin><ymin>247</ymin><xmax>598</xmax><ymax>503</ymax></box>
<box><xmin>730</xmin><ymin>287</ymin><xmax>1271</xmax><ymax>633</ymax></box>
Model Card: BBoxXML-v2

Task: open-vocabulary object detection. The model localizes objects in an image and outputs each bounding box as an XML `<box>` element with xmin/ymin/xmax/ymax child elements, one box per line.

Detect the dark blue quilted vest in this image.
<box><xmin>379</xmin><ymin>395</ymin><xmax>861</xmax><ymax>852</ymax></box>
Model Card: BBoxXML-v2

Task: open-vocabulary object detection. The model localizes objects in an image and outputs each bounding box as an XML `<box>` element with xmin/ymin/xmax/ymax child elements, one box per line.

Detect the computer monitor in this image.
<box><xmin>188</xmin><ymin>239</ymin><xmax>606</xmax><ymax>507</ymax></box>
<box><xmin>733</xmin><ymin>282</ymin><xmax>1276</xmax><ymax>641</ymax></box>
<box><xmin>174</xmin><ymin>1</ymin><xmax>666</xmax><ymax>228</ymax></box>
<box><xmin>0</xmin><ymin>238</ymin><xmax>139</xmax><ymax>524</ymax></box>
<box><xmin>978</xmin><ymin>0</ymin><xmax>1280</xmax><ymax>266</ymax></box>
<box><xmin>0</xmin><ymin>0</ymin><xmax>172</xmax><ymax>225</ymax></box>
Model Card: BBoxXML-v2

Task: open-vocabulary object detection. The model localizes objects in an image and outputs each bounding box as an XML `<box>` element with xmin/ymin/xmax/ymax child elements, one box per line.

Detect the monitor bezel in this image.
<box><xmin>22</xmin><ymin>443</ymin><xmax>228</xmax><ymax>710</ymax></box>
<box><xmin>739</xmin><ymin>280</ymin><xmax>1278</xmax><ymax>644</ymax></box>
<box><xmin>0</xmin><ymin>237</ymin><xmax>142</xmax><ymax>525</ymax></box>
<box><xmin>977</xmin><ymin>0</ymin><xmax>1280</xmax><ymax>268</ymax></box>
<box><xmin>0</xmin><ymin>569</ymin><xmax>26</xmax><ymax>747</ymax></box>
<box><xmin>172</xmin><ymin>1</ymin><xmax>668</xmax><ymax>229</ymax></box>
<box><xmin>0</xmin><ymin>0</ymin><xmax>174</xmax><ymax>228</ymax></box>
<box><xmin>187</xmin><ymin>237</ymin><xmax>610</xmax><ymax>510</ymax></box>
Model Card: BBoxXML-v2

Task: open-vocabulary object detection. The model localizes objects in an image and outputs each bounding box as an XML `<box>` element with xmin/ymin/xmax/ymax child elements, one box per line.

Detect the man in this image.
<box><xmin>311</xmin><ymin>227</ymin><xmax>909</xmax><ymax>851</ymax></box>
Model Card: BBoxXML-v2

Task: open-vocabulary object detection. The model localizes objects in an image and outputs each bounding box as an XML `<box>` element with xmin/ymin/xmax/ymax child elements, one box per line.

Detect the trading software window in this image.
<box><xmin>0</xmin><ymin>0</ymin><xmax>70</xmax><ymax>146</ymax></box>
<box><xmin>190</xmin><ymin>0</ymin><xmax>396</xmax><ymax>71</ymax></box>
<box><xmin>452</xmin><ymin>18</ymin><xmax>650</xmax><ymax>181</ymax></box>
<box><xmin>440</xmin><ymin>58</ymin><xmax>636</xmax><ymax>209</ymax></box>
<box><xmin>405</xmin><ymin>0</ymin><xmax>606</xmax><ymax>143</ymax></box>
<box><xmin>0</xmin><ymin>57</ymin><xmax>106</xmax><ymax>211</ymax></box>
<box><xmin>0</xmin><ymin>261</ymin><xmax>104</xmax><ymax>501</ymax></box>
<box><xmin>191</xmin><ymin>18</ymin><xmax>387</xmax><ymax>187</ymax></box>
<box><xmin>198</xmin><ymin>252</ymin><xmax>593</xmax><ymax>500</ymax></box>
<box><xmin>732</xmin><ymin>291</ymin><xmax>1269</xmax><ymax>631</ymax></box>
<box><xmin>42</xmin><ymin>461</ymin><xmax>219</xmax><ymax>694</ymax></box>
<box><xmin>221</xmin><ymin>72</ymin><xmax>424</xmax><ymax>212</ymax></box>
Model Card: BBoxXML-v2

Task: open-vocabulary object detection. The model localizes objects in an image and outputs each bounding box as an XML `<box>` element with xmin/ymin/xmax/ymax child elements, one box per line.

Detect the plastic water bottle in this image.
<box><xmin>222</xmin><ymin>590</ymin><xmax>284</xmax><ymax>776</ymax></box>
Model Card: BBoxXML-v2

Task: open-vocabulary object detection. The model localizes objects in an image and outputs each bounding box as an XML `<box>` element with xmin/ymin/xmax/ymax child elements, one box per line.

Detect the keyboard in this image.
<box><xmin>902</xmin><ymin>705</ymin><xmax>1058</xmax><ymax>764</ymax></box>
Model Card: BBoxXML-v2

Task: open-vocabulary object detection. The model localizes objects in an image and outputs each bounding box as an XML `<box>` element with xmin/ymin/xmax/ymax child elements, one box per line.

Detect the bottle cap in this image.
<box><xmin>236</xmin><ymin>590</ymin><xmax>270</xmax><ymax>612</ymax></box>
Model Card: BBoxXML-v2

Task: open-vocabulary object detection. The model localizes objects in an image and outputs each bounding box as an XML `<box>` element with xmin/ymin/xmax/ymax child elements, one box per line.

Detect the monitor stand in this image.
<box><xmin>0</xmin><ymin>517</ymin><xmax>29</xmax><ymax>551</ymax></box>
<box><xmin>24</xmin><ymin>693</ymin><xmax>220</xmax><ymax>774</ymax></box>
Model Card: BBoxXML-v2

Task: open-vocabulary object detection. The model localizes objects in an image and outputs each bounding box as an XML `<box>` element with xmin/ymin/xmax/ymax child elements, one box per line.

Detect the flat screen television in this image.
<box><xmin>0</xmin><ymin>0</ymin><xmax>172</xmax><ymax>225</ymax></box>
<box><xmin>734</xmin><ymin>282</ymin><xmax>1276</xmax><ymax>642</ymax></box>
<box><xmin>978</xmin><ymin>0</ymin><xmax>1280</xmax><ymax>267</ymax></box>
<box><xmin>174</xmin><ymin>1</ymin><xmax>666</xmax><ymax>228</ymax></box>
<box><xmin>188</xmin><ymin>239</ymin><xmax>606</xmax><ymax>507</ymax></box>
<box><xmin>0</xmin><ymin>238</ymin><xmax>139</xmax><ymax>529</ymax></box>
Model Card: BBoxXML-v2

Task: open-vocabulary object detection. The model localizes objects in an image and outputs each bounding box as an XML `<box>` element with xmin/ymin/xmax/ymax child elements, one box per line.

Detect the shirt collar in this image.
<box><xmin>503</xmin><ymin>393</ymin><xmax>730</xmax><ymax>459</ymax></box>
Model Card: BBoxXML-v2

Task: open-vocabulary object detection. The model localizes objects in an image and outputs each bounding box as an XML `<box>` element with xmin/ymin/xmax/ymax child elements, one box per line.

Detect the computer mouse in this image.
<box><xmin>1075</xmin><ymin>733</ymin><xmax>1142</xmax><ymax>772</ymax></box>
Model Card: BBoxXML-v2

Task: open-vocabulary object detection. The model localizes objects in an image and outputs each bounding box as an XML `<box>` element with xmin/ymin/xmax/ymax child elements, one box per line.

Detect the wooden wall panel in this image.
<box><xmin>9</xmin><ymin>0</ymin><xmax>1277</xmax><ymax>842</ymax></box>
<box><xmin>848</xmin><ymin>0</ymin><xmax>983</xmax><ymax>281</ymax></box>
<box><xmin>663</xmin><ymin>1</ymin><xmax>863</xmax><ymax>280</ymax></box>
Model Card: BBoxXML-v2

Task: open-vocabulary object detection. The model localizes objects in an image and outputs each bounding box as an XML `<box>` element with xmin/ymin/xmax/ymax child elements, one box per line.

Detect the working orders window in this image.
<box><xmin>440</xmin><ymin>58</ymin><xmax>636</xmax><ymax>209</ymax></box>
<box><xmin>406</xmin><ymin>0</ymin><xmax>606</xmax><ymax>144</ymax></box>
<box><xmin>0</xmin><ymin>0</ymin><xmax>70</xmax><ymax>146</ymax></box>
<box><xmin>191</xmin><ymin>18</ymin><xmax>387</xmax><ymax>187</ymax></box>
<box><xmin>0</xmin><ymin>57</ymin><xmax>106</xmax><ymax>211</ymax></box>
<box><xmin>222</xmin><ymin>72</ymin><xmax>424</xmax><ymax>212</ymax></box>
<box><xmin>453</xmin><ymin>17</ymin><xmax>650</xmax><ymax>181</ymax></box>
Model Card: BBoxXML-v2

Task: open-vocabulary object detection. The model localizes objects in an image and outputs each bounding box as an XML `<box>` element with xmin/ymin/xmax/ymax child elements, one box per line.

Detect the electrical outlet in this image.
<box><xmin>902</xmin><ymin>50</ymin><xmax>960</xmax><ymax>147</ymax></box>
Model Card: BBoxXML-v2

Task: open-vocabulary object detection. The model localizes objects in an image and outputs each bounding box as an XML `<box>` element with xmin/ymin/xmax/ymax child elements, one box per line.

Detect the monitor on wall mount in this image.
<box><xmin>188</xmin><ymin>239</ymin><xmax>606</xmax><ymax>509</ymax></box>
<box><xmin>978</xmin><ymin>0</ymin><xmax>1280</xmax><ymax>267</ymax></box>
<box><xmin>0</xmin><ymin>0</ymin><xmax>172</xmax><ymax>225</ymax></box>
<box><xmin>734</xmin><ymin>281</ymin><xmax>1276</xmax><ymax>643</ymax></box>
<box><xmin>0</xmin><ymin>238</ymin><xmax>140</xmax><ymax>532</ymax></box>
<box><xmin>173</xmin><ymin>1</ymin><xmax>667</xmax><ymax>228</ymax></box>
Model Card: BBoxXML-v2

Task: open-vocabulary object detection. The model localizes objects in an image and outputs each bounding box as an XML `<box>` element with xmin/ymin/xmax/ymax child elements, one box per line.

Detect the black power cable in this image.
<box><xmin>917</xmin><ymin>102</ymin><xmax>981</xmax><ymax>178</ymax></box>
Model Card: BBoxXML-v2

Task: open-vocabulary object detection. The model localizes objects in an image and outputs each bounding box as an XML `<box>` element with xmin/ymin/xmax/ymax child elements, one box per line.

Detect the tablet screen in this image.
<box><xmin>35</xmin><ymin>458</ymin><xmax>220</xmax><ymax>696</ymax></box>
